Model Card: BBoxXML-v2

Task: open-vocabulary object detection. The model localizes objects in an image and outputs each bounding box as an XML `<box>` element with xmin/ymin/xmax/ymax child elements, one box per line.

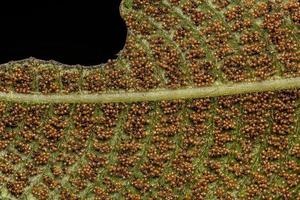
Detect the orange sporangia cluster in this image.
<box><xmin>124</xmin><ymin>102</ymin><xmax>150</xmax><ymax>138</ymax></box>
<box><xmin>240</xmin><ymin>92</ymin><xmax>273</xmax><ymax>138</ymax></box>
<box><xmin>0</xmin><ymin>68</ymin><xmax>12</xmax><ymax>92</ymax></box>
<box><xmin>61</xmin><ymin>70</ymin><xmax>81</xmax><ymax>93</ymax></box>
<box><xmin>83</xmin><ymin>69</ymin><xmax>104</xmax><ymax>92</ymax></box>
<box><xmin>173</xmin><ymin>26</ymin><xmax>216</xmax><ymax>86</ymax></box>
<box><xmin>11</xmin><ymin>65</ymin><xmax>33</xmax><ymax>93</ymax></box>
<box><xmin>123</xmin><ymin>36</ymin><xmax>159</xmax><ymax>90</ymax></box>
<box><xmin>37</xmin><ymin>67</ymin><xmax>60</xmax><ymax>94</ymax></box>
<box><xmin>183</xmin><ymin>34</ymin><xmax>215</xmax><ymax>86</ymax></box>
<box><xmin>107</xmin><ymin>103</ymin><xmax>151</xmax><ymax>194</ymax></box>
<box><xmin>148</xmin><ymin>5</ymin><xmax>179</xmax><ymax>31</ymax></box>
<box><xmin>42</xmin><ymin>116</ymin><xmax>68</xmax><ymax>141</ymax></box>
<box><xmin>3</xmin><ymin>103</ymin><xmax>27</xmax><ymax>128</ymax></box>
<box><xmin>225</xmin><ymin>2</ymin><xmax>277</xmax><ymax>80</ymax></box>
<box><xmin>283</xmin><ymin>0</ymin><xmax>300</xmax><ymax>26</ymax></box>
<box><xmin>109</xmin><ymin>140</ymin><xmax>140</xmax><ymax>179</ymax></box>
<box><xmin>255</xmin><ymin>1</ymin><xmax>300</xmax><ymax>77</ymax></box>
<box><xmin>225</xmin><ymin>5</ymin><xmax>244</xmax><ymax>22</ymax></box>
<box><xmin>0</xmin><ymin>89</ymin><xmax>298</xmax><ymax>198</ymax></box>
<box><xmin>0</xmin><ymin>0</ymin><xmax>296</xmax><ymax>92</ymax></box>
<box><xmin>148</xmin><ymin>36</ymin><xmax>186</xmax><ymax>87</ymax></box>
<box><xmin>81</xmin><ymin>61</ymin><xmax>130</xmax><ymax>93</ymax></box>
<box><xmin>0</xmin><ymin>0</ymin><xmax>299</xmax><ymax>199</ymax></box>
<box><xmin>123</xmin><ymin>12</ymin><xmax>155</xmax><ymax>36</ymax></box>
<box><xmin>222</xmin><ymin>55</ymin><xmax>247</xmax><ymax>82</ymax></box>
<box><xmin>203</xmin><ymin>20</ymin><xmax>234</xmax><ymax>60</ymax></box>
<box><xmin>181</xmin><ymin>1</ymin><xmax>209</xmax><ymax>26</ymax></box>
<box><xmin>102</xmin><ymin>60</ymin><xmax>129</xmax><ymax>90</ymax></box>
<box><xmin>31</xmin><ymin>184</ymin><xmax>49</xmax><ymax>200</ymax></box>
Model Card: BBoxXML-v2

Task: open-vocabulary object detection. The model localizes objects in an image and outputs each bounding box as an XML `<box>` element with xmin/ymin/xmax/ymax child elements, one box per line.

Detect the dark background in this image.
<box><xmin>0</xmin><ymin>0</ymin><xmax>127</xmax><ymax>65</ymax></box>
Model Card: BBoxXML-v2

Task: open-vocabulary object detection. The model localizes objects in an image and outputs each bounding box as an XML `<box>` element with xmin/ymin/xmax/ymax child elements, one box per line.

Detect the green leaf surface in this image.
<box><xmin>0</xmin><ymin>0</ymin><xmax>299</xmax><ymax>199</ymax></box>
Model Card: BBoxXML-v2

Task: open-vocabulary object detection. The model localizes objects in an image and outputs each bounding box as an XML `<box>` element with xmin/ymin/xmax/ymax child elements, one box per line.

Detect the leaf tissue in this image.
<box><xmin>0</xmin><ymin>0</ymin><xmax>299</xmax><ymax>199</ymax></box>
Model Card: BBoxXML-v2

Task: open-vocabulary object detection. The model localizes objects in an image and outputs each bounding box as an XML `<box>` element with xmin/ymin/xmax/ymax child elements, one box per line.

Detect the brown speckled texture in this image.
<box><xmin>0</xmin><ymin>0</ymin><xmax>299</xmax><ymax>199</ymax></box>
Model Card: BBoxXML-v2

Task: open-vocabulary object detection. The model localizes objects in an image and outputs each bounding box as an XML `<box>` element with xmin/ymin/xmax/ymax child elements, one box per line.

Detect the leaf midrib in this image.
<box><xmin>0</xmin><ymin>77</ymin><xmax>300</xmax><ymax>103</ymax></box>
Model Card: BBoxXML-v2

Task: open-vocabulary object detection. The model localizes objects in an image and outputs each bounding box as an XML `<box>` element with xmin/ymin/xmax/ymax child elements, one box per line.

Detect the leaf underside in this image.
<box><xmin>0</xmin><ymin>0</ymin><xmax>300</xmax><ymax>199</ymax></box>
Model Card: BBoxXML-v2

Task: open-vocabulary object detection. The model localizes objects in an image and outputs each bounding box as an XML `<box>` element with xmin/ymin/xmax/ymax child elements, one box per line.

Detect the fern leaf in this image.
<box><xmin>0</xmin><ymin>0</ymin><xmax>299</xmax><ymax>199</ymax></box>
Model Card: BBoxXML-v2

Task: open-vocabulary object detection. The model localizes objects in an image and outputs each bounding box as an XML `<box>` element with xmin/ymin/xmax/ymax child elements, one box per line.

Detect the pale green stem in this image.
<box><xmin>0</xmin><ymin>77</ymin><xmax>300</xmax><ymax>103</ymax></box>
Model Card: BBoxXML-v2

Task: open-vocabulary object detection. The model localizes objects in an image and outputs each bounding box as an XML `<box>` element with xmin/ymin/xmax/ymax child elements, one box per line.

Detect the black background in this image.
<box><xmin>0</xmin><ymin>0</ymin><xmax>127</xmax><ymax>65</ymax></box>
